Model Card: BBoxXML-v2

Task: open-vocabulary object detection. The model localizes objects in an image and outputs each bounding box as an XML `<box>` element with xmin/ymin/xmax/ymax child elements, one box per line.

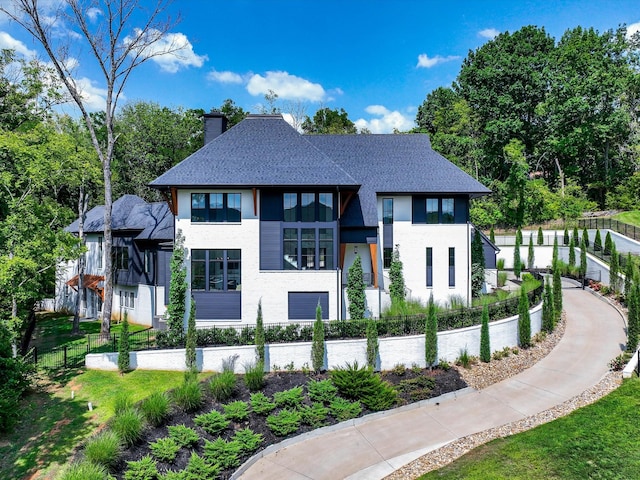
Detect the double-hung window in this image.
<box><xmin>191</xmin><ymin>249</ymin><xmax>241</xmax><ymax>291</ymax></box>
<box><xmin>191</xmin><ymin>193</ymin><xmax>241</xmax><ymax>222</ymax></box>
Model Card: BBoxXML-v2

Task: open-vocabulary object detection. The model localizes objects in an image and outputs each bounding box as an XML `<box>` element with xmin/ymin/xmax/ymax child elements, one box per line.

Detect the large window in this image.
<box><xmin>384</xmin><ymin>247</ymin><xmax>393</xmax><ymax>269</ymax></box>
<box><xmin>191</xmin><ymin>193</ymin><xmax>241</xmax><ymax>223</ymax></box>
<box><xmin>97</xmin><ymin>236</ymin><xmax>103</xmax><ymax>269</ymax></box>
<box><xmin>282</xmin><ymin>228</ymin><xmax>334</xmax><ymax>270</ymax></box>
<box><xmin>114</xmin><ymin>246</ymin><xmax>129</xmax><ymax>270</ymax></box>
<box><xmin>191</xmin><ymin>249</ymin><xmax>241</xmax><ymax>291</ymax></box>
<box><xmin>442</xmin><ymin>198</ymin><xmax>455</xmax><ymax>224</ymax></box>
<box><xmin>426</xmin><ymin>247</ymin><xmax>433</xmax><ymax>287</ymax></box>
<box><xmin>383</xmin><ymin>198</ymin><xmax>393</xmax><ymax>224</ymax></box>
<box><xmin>282</xmin><ymin>192</ymin><xmax>334</xmax><ymax>222</ymax></box>
<box><xmin>426</xmin><ymin>198</ymin><xmax>439</xmax><ymax>224</ymax></box>
<box><xmin>449</xmin><ymin>247</ymin><xmax>455</xmax><ymax>287</ymax></box>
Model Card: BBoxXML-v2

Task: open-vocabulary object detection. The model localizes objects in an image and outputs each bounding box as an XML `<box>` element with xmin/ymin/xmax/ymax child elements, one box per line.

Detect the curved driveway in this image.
<box><xmin>236</xmin><ymin>283</ymin><xmax>627</xmax><ymax>480</ymax></box>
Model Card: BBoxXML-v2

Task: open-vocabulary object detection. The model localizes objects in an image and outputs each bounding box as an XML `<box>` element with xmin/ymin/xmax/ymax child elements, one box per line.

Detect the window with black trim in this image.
<box><xmin>191</xmin><ymin>249</ymin><xmax>241</xmax><ymax>291</ymax></box>
<box><xmin>191</xmin><ymin>193</ymin><xmax>241</xmax><ymax>222</ymax></box>
<box><xmin>426</xmin><ymin>247</ymin><xmax>433</xmax><ymax>287</ymax></box>
<box><xmin>383</xmin><ymin>198</ymin><xmax>393</xmax><ymax>224</ymax></box>
<box><xmin>426</xmin><ymin>198</ymin><xmax>439</xmax><ymax>224</ymax></box>
<box><xmin>144</xmin><ymin>250</ymin><xmax>153</xmax><ymax>274</ymax></box>
<box><xmin>448</xmin><ymin>247</ymin><xmax>455</xmax><ymax>287</ymax></box>
<box><xmin>113</xmin><ymin>246</ymin><xmax>129</xmax><ymax>270</ymax></box>
<box><xmin>282</xmin><ymin>192</ymin><xmax>334</xmax><ymax>222</ymax></box>
<box><xmin>97</xmin><ymin>236</ymin><xmax>103</xmax><ymax>269</ymax></box>
<box><xmin>442</xmin><ymin>198</ymin><xmax>455</xmax><ymax>224</ymax></box>
<box><xmin>383</xmin><ymin>247</ymin><xmax>393</xmax><ymax>269</ymax></box>
<box><xmin>283</xmin><ymin>228</ymin><xmax>334</xmax><ymax>270</ymax></box>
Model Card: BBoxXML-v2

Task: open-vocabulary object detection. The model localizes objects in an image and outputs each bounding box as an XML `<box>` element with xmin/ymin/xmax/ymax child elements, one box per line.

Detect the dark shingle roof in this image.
<box><xmin>67</xmin><ymin>195</ymin><xmax>173</xmax><ymax>241</ymax></box>
<box><xmin>150</xmin><ymin>115</ymin><xmax>359</xmax><ymax>189</ymax></box>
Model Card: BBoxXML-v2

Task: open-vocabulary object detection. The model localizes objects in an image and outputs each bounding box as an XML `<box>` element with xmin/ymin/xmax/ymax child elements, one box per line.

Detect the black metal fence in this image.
<box><xmin>578</xmin><ymin>217</ymin><xmax>640</xmax><ymax>242</ymax></box>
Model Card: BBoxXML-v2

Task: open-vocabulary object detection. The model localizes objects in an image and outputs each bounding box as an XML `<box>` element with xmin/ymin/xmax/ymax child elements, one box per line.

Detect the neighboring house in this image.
<box><xmin>56</xmin><ymin>194</ymin><xmax>174</xmax><ymax>326</ymax></box>
<box><xmin>148</xmin><ymin>113</ymin><xmax>490</xmax><ymax>326</ymax></box>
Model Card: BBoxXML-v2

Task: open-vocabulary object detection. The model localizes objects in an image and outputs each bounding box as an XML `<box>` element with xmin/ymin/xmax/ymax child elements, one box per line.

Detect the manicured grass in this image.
<box><xmin>419</xmin><ymin>378</ymin><xmax>640</xmax><ymax>480</ymax></box>
<box><xmin>0</xmin><ymin>369</ymin><xmax>211</xmax><ymax>480</ymax></box>
<box><xmin>614</xmin><ymin>210</ymin><xmax>640</xmax><ymax>227</ymax></box>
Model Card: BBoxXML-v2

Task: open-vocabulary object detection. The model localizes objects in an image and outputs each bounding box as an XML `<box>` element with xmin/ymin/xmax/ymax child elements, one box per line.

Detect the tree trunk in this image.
<box><xmin>72</xmin><ymin>188</ymin><xmax>89</xmax><ymax>335</ymax></box>
<box><xmin>101</xmin><ymin>160</ymin><xmax>113</xmax><ymax>339</ymax></box>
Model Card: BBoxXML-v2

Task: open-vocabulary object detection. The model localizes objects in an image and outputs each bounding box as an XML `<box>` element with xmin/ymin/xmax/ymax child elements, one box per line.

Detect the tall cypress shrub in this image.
<box><xmin>424</xmin><ymin>294</ymin><xmax>438</xmax><ymax>369</ymax></box>
<box><xmin>610</xmin><ymin>243</ymin><xmax>620</xmax><ymax>293</ymax></box>
<box><xmin>516</xmin><ymin>228</ymin><xmax>523</xmax><ymax>245</ymax></box>
<box><xmin>552</xmin><ymin>235</ymin><xmax>559</xmax><ymax>268</ymax></box>
<box><xmin>167</xmin><ymin>229</ymin><xmax>187</xmax><ymax>343</ymax></box>
<box><xmin>604</xmin><ymin>231</ymin><xmax>613</xmax><ymax>256</ymax></box>
<box><xmin>489</xmin><ymin>227</ymin><xmax>495</xmax><ymax>244</ymax></box>
<box><xmin>624</xmin><ymin>253</ymin><xmax>634</xmax><ymax>301</ymax></box>
<box><xmin>537</xmin><ymin>226</ymin><xmax>544</xmax><ymax>245</ymax></box>
<box><xmin>255</xmin><ymin>300</ymin><xmax>265</xmax><ymax>364</ymax></box>
<box><xmin>347</xmin><ymin>255</ymin><xmax>366</xmax><ymax>320</ymax></box>
<box><xmin>594</xmin><ymin>230</ymin><xmax>602</xmax><ymax>252</ymax></box>
<box><xmin>389</xmin><ymin>245</ymin><xmax>406</xmax><ymax>305</ymax></box>
<box><xmin>118</xmin><ymin>311</ymin><xmax>130</xmax><ymax>374</ymax></box>
<box><xmin>627</xmin><ymin>281</ymin><xmax>639</xmax><ymax>351</ymax></box>
<box><xmin>579</xmin><ymin>236</ymin><xmax>587</xmax><ymax>278</ymax></box>
<box><xmin>568</xmin><ymin>238</ymin><xmax>576</xmax><ymax>268</ymax></box>
<box><xmin>518</xmin><ymin>287</ymin><xmax>531</xmax><ymax>348</ymax></box>
<box><xmin>553</xmin><ymin>265</ymin><xmax>562</xmax><ymax>322</ymax></box>
<box><xmin>572</xmin><ymin>226</ymin><xmax>579</xmax><ymax>247</ymax></box>
<box><xmin>311</xmin><ymin>302</ymin><xmax>325</xmax><ymax>372</ymax></box>
<box><xmin>513</xmin><ymin>234</ymin><xmax>521</xmax><ymax>279</ymax></box>
<box><xmin>542</xmin><ymin>278</ymin><xmax>554</xmax><ymax>333</ymax></box>
<box><xmin>185</xmin><ymin>297</ymin><xmax>197</xmax><ymax>373</ymax></box>
<box><xmin>563</xmin><ymin>227</ymin><xmax>569</xmax><ymax>246</ymax></box>
<box><xmin>366</xmin><ymin>318</ymin><xmax>379</xmax><ymax>370</ymax></box>
<box><xmin>479</xmin><ymin>302</ymin><xmax>490</xmax><ymax>363</ymax></box>
<box><xmin>582</xmin><ymin>227</ymin><xmax>589</xmax><ymax>248</ymax></box>
<box><xmin>527</xmin><ymin>235</ymin><xmax>535</xmax><ymax>270</ymax></box>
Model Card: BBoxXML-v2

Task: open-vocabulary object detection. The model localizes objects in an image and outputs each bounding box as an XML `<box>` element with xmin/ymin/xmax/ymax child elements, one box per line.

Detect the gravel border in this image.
<box><xmin>384</xmin><ymin>313</ymin><xmax>623</xmax><ymax>479</ymax></box>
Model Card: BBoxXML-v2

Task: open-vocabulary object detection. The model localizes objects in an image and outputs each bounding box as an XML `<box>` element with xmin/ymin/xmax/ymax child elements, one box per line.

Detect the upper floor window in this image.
<box><xmin>113</xmin><ymin>246</ymin><xmax>129</xmax><ymax>270</ymax></box>
<box><xmin>283</xmin><ymin>192</ymin><xmax>334</xmax><ymax>222</ymax></box>
<box><xmin>283</xmin><ymin>227</ymin><xmax>334</xmax><ymax>270</ymax></box>
<box><xmin>383</xmin><ymin>198</ymin><xmax>393</xmax><ymax>225</ymax></box>
<box><xmin>97</xmin><ymin>236</ymin><xmax>103</xmax><ymax>269</ymax></box>
<box><xmin>442</xmin><ymin>198</ymin><xmax>455</xmax><ymax>224</ymax></box>
<box><xmin>144</xmin><ymin>250</ymin><xmax>153</xmax><ymax>274</ymax></box>
<box><xmin>191</xmin><ymin>249</ymin><xmax>241</xmax><ymax>291</ymax></box>
<box><xmin>414</xmin><ymin>196</ymin><xmax>459</xmax><ymax>224</ymax></box>
<box><xmin>426</xmin><ymin>199</ymin><xmax>439</xmax><ymax>224</ymax></box>
<box><xmin>191</xmin><ymin>193</ymin><xmax>241</xmax><ymax>223</ymax></box>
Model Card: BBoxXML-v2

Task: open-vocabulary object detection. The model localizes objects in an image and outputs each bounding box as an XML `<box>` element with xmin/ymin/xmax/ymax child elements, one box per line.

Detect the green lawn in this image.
<box><xmin>614</xmin><ymin>210</ymin><xmax>640</xmax><ymax>227</ymax></box>
<box><xmin>0</xmin><ymin>369</ymin><xmax>211</xmax><ymax>480</ymax></box>
<box><xmin>420</xmin><ymin>378</ymin><xmax>640</xmax><ymax>479</ymax></box>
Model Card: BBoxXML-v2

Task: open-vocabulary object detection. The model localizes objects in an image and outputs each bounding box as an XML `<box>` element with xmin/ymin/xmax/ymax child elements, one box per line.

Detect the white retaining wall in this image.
<box><xmin>86</xmin><ymin>302</ymin><xmax>543</xmax><ymax>373</ymax></box>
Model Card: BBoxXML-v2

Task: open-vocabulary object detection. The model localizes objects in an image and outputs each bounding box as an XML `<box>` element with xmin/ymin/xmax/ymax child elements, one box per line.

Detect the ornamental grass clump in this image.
<box><xmin>243</xmin><ymin>361</ymin><xmax>265</xmax><ymax>391</ymax></box>
<box><xmin>167</xmin><ymin>424</ymin><xmax>200</xmax><ymax>449</ymax></box>
<box><xmin>113</xmin><ymin>392</ymin><xmax>134</xmax><ymax>415</ymax></box>
<box><xmin>193</xmin><ymin>409</ymin><xmax>229</xmax><ymax>435</ymax></box>
<box><xmin>266</xmin><ymin>408</ymin><xmax>302</xmax><ymax>436</ymax></box>
<box><xmin>209</xmin><ymin>370</ymin><xmax>236</xmax><ymax>402</ymax></box>
<box><xmin>59</xmin><ymin>461</ymin><xmax>112</xmax><ymax>480</ymax></box>
<box><xmin>139</xmin><ymin>391</ymin><xmax>170</xmax><ymax>427</ymax></box>
<box><xmin>110</xmin><ymin>408</ymin><xmax>144</xmax><ymax>447</ymax></box>
<box><xmin>149</xmin><ymin>437</ymin><xmax>180</xmax><ymax>463</ymax></box>
<box><xmin>171</xmin><ymin>378</ymin><xmax>203</xmax><ymax>413</ymax></box>
<box><xmin>83</xmin><ymin>430</ymin><xmax>122</xmax><ymax>471</ymax></box>
<box><xmin>124</xmin><ymin>455</ymin><xmax>158</xmax><ymax>480</ymax></box>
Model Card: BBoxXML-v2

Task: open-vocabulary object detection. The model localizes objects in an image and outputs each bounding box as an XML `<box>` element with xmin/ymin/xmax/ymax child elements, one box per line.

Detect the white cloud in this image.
<box><xmin>247</xmin><ymin>71</ymin><xmax>325</xmax><ymax>102</ymax></box>
<box><xmin>416</xmin><ymin>53</ymin><xmax>460</xmax><ymax>68</ymax></box>
<box><xmin>355</xmin><ymin>105</ymin><xmax>415</xmax><ymax>134</ymax></box>
<box><xmin>479</xmin><ymin>28</ymin><xmax>500</xmax><ymax>39</ymax></box>
<box><xmin>73</xmin><ymin>76</ymin><xmax>113</xmax><ymax>111</ymax></box>
<box><xmin>626</xmin><ymin>22</ymin><xmax>640</xmax><ymax>39</ymax></box>
<box><xmin>0</xmin><ymin>31</ymin><xmax>37</xmax><ymax>57</ymax></box>
<box><xmin>86</xmin><ymin>7</ymin><xmax>102</xmax><ymax>22</ymax></box>
<box><xmin>124</xmin><ymin>29</ymin><xmax>207</xmax><ymax>73</ymax></box>
<box><xmin>207</xmin><ymin>69</ymin><xmax>244</xmax><ymax>84</ymax></box>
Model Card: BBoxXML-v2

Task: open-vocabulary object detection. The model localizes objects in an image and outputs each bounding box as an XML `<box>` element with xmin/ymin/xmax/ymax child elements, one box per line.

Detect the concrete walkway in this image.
<box><xmin>236</xmin><ymin>283</ymin><xmax>627</xmax><ymax>480</ymax></box>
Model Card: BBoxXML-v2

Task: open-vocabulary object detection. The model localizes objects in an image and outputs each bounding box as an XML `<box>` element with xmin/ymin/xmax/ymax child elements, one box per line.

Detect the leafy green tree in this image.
<box><xmin>518</xmin><ymin>287</ymin><xmax>532</xmax><ymax>348</ymax></box>
<box><xmin>118</xmin><ymin>312</ymin><xmax>130</xmax><ymax>374</ymax></box>
<box><xmin>609</xmin><ymin>243</ymin><xmax>620</xmax><ymax>293</ymax></box>
<box><xmin>527</xmin><ymin>235</ymin><xmax>535</xmax><ymax>270</ymax></box>
<box><xmin>311</xmin><ymin>302</ymin><xmax>325</xmax><ymax>372</ymax></box>
<box><xmin>366</xmin><ymin>319</ymin><xmax>378</xmax><ymax>370</ymax></box>
<box><xmin>542</xmin><ymin>278</ymin><xmax>555</xmax><ymax>333</ymax></box>
<box><xmin>185</xmin><ymin>297</ymin><xmax>197</xmax><ymax>373</ymax></box>
<box><xmin>425</xmin><ymin>294</ymin><xmax>438</xmax><ymax>369</ymax></box>
<box><xmin>568</xmin><ymin>238</ymin><xmax>576</xmax><ymax>268</ymax></box>
<box><xmin>218</xmin><ymin>99</ymin><xmax>248</xmax><ymax>128</ymax></box>
<box><xmin>347</xmin><ymin>255</ymin><xmax>366</xmax><ymax>320</ymax></box>
<box><xmin>479</xmin><ymin>302</ymin><xmax>490</xmax><ymax>363</ymax></box>
<box><xmin>537</xmin><ymin>227</ymin><xmax>544</xmax><ymax>245</ymax></box>
<box><xmin>502</xmin><ymin>141</ymin><xmax>529</xmax><ymax>226</ymax></box>
<box><xmin>302</xmin><ymin>108</ymin><xmax>357</xmax><ymax>134</ymax></box>
<box><xmin>166</xmin><ymin>230</ymin><xmax>187</xmax><ymax>343</ymax></box>
<box><xmin>582</xmin><ymin>228</ymin><xmax>590</xmax><ymax>248</ymax></box>
<box><xmin>0</xmin><ymin>323</ymin><xmax>32</xmax><ymax>432</ymax></box>
<box><xmin>389</xmin><ymin>245</ymin><xmax>406</xmax><ymax>305</ymax></box>
<box><xmin>594</xmin><ymin>230</ymin><xmax>602</xmax><ymax>252</ymax></box>
<box><xmin>553</xmin><ymin>265</ymin><xmax>563</xmax><ymax>322</ymax></box>
<box><xmin>255</xmin><ymin>300</ymin><xmax>265</xmax><ymax>364</ymax></box>
<box><xmin>513</xmin><ymin>233</ymin><xmax>522</xmax><ymax>279</ymax></box>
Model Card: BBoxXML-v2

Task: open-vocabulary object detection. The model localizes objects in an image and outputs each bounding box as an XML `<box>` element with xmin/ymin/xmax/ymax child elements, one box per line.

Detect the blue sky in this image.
<box><xmin>2</xmin><ymin>0</ymin><xmax>640</xmax><ymax>132</ymax></box>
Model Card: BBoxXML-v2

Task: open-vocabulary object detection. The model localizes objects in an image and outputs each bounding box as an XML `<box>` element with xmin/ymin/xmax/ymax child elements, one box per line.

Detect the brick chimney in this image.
<box><xmin>203</xmin><ymin>111</ymin><xmax>228</xmax><ymax>145</ymax></box>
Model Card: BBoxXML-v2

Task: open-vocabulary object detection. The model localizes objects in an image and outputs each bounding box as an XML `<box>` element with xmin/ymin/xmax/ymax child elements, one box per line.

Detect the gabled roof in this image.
<box><xmin>66</xmin><ymin>195</ymin><xmax>174</xmax><ymax>241</ymax></box>
<box><xmin>150</xmin><ymin>115</ymin><xmax>359</xmax><ymax>189</ymax></box>
<box><xmin>306</xmin><ymin>134</ymin><xmax>490</xmax><ymax>226</ymax></box>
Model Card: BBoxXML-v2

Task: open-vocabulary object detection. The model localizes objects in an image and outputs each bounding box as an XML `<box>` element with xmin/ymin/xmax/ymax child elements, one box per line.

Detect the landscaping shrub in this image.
<box><xmin>347</xmin><ymin>254</ymin><xmax>366</xmax><ymax>320</ymax></box>
<box><xmin>150</xmin><ymin>437</ymin><xmax>180</xmax><ymax>463</ymax></box>
<box><xmin>266</xmin><ymin>408</ymin><xmax>302</xmax><ymax>436</ymax></box>
<box><xmin>124</xmin><ymin>455</ymin><xmax>158</xmax><ymax>480</ymax></box>
<box><xmin>330</xmin><ymin>361</ymin><xmax>398</xmax><ymax>411</ymax></box>
<box><xmin>250</xmin><ymin>392</ymin><xmax>276</xmax><ymax>415</ymax></box>
<box><xmin>203</xmin><ymin>437</ymin><xmax>242</xmax><ymax>469</ymax></box>
<box><xmin>307</xmin><ymin>379</ymin><xmax>338</xmax><ymax>404</ymax></box>
<box><xmin>83</xmin><ymin>430</ymin><xmax>122</xmax><ymax>470</ymax></box>
<box><xmin>193</xmin><ymin>409</ymin><xmax>229</xmax><ymax>435</ymax></box>
<box><xmin>59</xmin><ymin>460</ymin><xmax>112</xmax><ymax>480</ymax></box>
<box><xmin>397</xmin><ymin>376</ymin><xmax>436</xmax><ymax>402</ymax></box>
<box><xmin>182</xmin><ymin>451</ymin><xmax>219</xmax><ymax>480</ymax></box>
<box><xmin>366</xmin><ymin>317</ymin><xmax>379</xmax><ymax>369</ymax></box>
<box><xmin>425</xmin><ymin>294</ymin><xmax>438</xmax><ymax>368</ymax></box>
<box><xmin>110</xmin><ymin>408</ymin><xmax>144</xmax><ymax>447</ymax></box>
<box><xmin>233</xmin><ymin>428</ymin><xmax>263</xmax><ymax>455</ymax></box>
<box><xmin>185</xmin><ymin>296</ymin><xmax>197</xmax><ymax>373</ymax></box>
<box><xmin>299</xmin><ymin>402</ymin><xmax>329</xmax><ymax>428</ymax></box>
<box><xmin>329</xmin><ymin>397</ymin><xmax>362</xmax><ymax>421</ymax></box>
<box><xmin>273</xmin><ymin>386</ymin><xmax>304</xmax><ymax>408</ymax></box>
<box><xmin>171</xmin><ymin>379</ymin><xmax>203</xmax><ymax>413</ymax></box>
<box><xmin>222</xmin><ymin>400</ymin><xmax>250</xmax><ymax>421</ymax></box>
<box><xmin>209</xmin><ymin>370</ymin><xmax>236</xmax><ymax>402</ymax></box>
<box><xmin>243</xmin><ymin>361</ymin><xmax>265</xmax><ymax>391</ymax></box>
<box><xmin>139</xmin><ymin>392</ymin><xmax>170</xmax><ymax>427</ymax></box>
<box><xmin>113</xmin><ymin>392</ymin><xmax>135</xmax><ymax>415</ymax></box>
<box><xmin>167</xmin><ymin>424</ymin><xmax>200</xmax><ymax>449</ymax></box>
<box><xmin>456</xmin><ymin>348</ymin><xmax>473</xmax><ymax>369</ymax></box>
<box><xmin>311</xmin><ymin>301</ymin><xmax>326</xmax><ymax>372</ymax></box>
<box><xmin>537</xmin><ymin>226</ymin><xmax>544</xmax><ymax>245</ymax></box>
<box><xmin>118</xmin><ymin>312</ymin><xmax>131</xmax><ymax>374</ymax></box>
<box><xmin>255</xmin><ymin>300</ymin><xmax>265</xmax><ymax>364</ymax></box>
<box><xmin>479</xmin><ymin>302</ymin><xmax>491</xmax><ymax>363</ymax></box>
<box><xmin>518</xmin><ymin>287</ymin><xmax>532</xmax><ymax>348</ymax></box>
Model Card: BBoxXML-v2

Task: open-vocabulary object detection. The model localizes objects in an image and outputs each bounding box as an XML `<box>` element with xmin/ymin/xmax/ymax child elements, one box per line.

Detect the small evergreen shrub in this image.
<box><xmin>140</xmin><ymin>392</ymin><xmax>170</xmax><ymax>427</ymax></box>
<box><xmin>171</xmin><ymin>380</ymin><xmax>203</xmax><ymax>413</ymax></box>
<box><xmin>255</xmin><ymin>300</ymin><xmax>265</xmax><ymax>364</ymax></box>
<box><xmin>330</xmin><ymin>361</ymin><xmax>398</xmax><ymax>411</ymax></box>
<box><xmin>209</xmin><ymin>370</ymin><xmax>237</xmax><ymax>402</ymax></box>
<box><xmin>233</xmin><ymin>427</ymin><xmax>263</xmax><ymax>455</ymax></box>
<box><xmin>397</xmin><ymin>376</ymin><xmax>436</xmax><ymax>402</ymax></box>
<box><xmin>167</xmin><ymin>424</ymin><xmax>200</xmax><ymax>449</ymax></box>
<box><xmin>243</xmin><ymin>361</ymin><xmax>265</xmax><ymax>391</ymax></box>
<box><xmin>299</xmin><ymin>402</ymin><xmax>329</xmax><ymax>428</ymax></box>
<box><xmin>223</xmin><ymin>400</ymin><xmax>250</xmax><ymax>422</ymax></box>
<box><xmin>183</xmin><ymin>452</ymin><xmax>219</xmax><ymax>480</ymax></box>
<box><xmin>594</xmin><ymin>229</ymin><xmax>602</xmax><ymax>251</ymax></box>
<box><xmin>118</xmin><ymin>312</ymin><xmax>131</xmax><ymax>374</ymax></box>
<box><xmin>185</xmin><ymin>296</ymin><xmax>197</xmax><ymax>373</ymax></box>
<box><xmin>83</xmin><ymin>430</ymin><xmax>122</xmax><ymax>470</ymax></box>
<box><xmin>425</xmin><ymin>294</ymin><xmax>438</xmax><ymax>369</ymax></box>
<box><xmin>518</xmin><ymin>287</ymin><xmax>532</xmax><ymax>348</ymax></box>
<box><xmin>537</xmin><ymin>226</ymin><xmax>544</xmax><ymax>245</ymax></box>
<box><xmin>329</xmin><ymin>397</ymin><xmax>362</xmax><ymax>421</ymax></box>
<box><xmin>250</xmin><ymin>392</ymin><xmax>276</xmax><ymax>415</ymax></box>
<box><xmin>266</xmin><ymin>408</ymin><xmax>302</xmax><ymax>436</ymax></box>
<box><xmin>150</xmin><ymin>437</ymin><xmax>180</xmax><ymax>463</ymax></box>
<box><xmin>311</xmin><ymin>301</ymin><xmax>326</xmax><ymax>371</ymax></box>
<box><xmin>203</xmin><ymin>437</ymin><xmax>242</xmax><ymax>469</ymax></box>
<box><xmin>307</xmin><ymin>379</ymin><xmax>338</xmax><ymax>404</ymax></box>
<box><xmin>273</xmin><ymin>386</ymin><xmax>304</xmax><ymax>408</ymax></box>
<box><xmin>366</xmin><ymin>318</ymin><xmax>379</xmax><ymax>369</ymax></box>
<box><xmin>193</xmin><ymin>409</ymin><xmax>229</xmax><ymax>435</ymax></box>
<box><xmin>110</xmin><ymin>408</ymin><xmax>144</xmax><ymax>447</ymax></box>
<box><xmin>124</xmin><ymin>455</ymin><xmax>158</xmax><ymax>480</ymax></box>
<box><xmin>479</xmin><ymin>303</ymin><xmax>491</xmax><ymax>363</ymax></box>
<box><xmin>455</xmin><ymin>348</ymin><xmax>473</xmax><ymax>369</ymax></box>
<box><xmin>59</xmin><ymin>461</ymin><xmax>112</xmax><ymax>480</ymax></box>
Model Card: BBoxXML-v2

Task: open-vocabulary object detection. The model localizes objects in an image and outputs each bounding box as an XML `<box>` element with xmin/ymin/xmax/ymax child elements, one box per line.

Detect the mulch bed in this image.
<box><xmin>112</xmin><ymin>367</ymin><xmax>467</xmax><ymax>479</ymax></box>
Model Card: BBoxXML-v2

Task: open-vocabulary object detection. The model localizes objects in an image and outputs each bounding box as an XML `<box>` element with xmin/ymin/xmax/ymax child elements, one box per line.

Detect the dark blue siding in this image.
<box><xmin>288</xmin><ymin>292</ymin><xmax>329</xmax><ymax>320</ymax></box>
<box><xmin>193</xmin><ymin>291</ymin><xmax>241</xmax><ymax>320</ymax></box>
<box><xmin>383</xmin><ymin>224</ymin><xmax>393</xmax><ymax>248</ymax></box>
<box><xmin>260</xmin><ymin>190</ymin><xmax>284</xmax><ymax>221</ymax></box>
<box><xmin>260</xmin><ymin>222</ymin><xmax>282</xmax><ymax>270</ymax></box>
<box><xmin>158</xmin><ymin>249</ymin><xmax>171</xmax><ymax>305</ymax></box>
<box><xmin>340</xmin><ymin>228</ymin><xmax>377</xmax><ymax>244</ymax></box>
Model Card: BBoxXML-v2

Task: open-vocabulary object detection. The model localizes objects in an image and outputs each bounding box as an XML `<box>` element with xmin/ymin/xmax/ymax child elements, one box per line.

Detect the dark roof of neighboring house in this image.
<box><xmin>66</xmin><ymin>195</ymin><xmax>174</xmax><ymax>241</ymax></box>
<box><xmin>150</xmin><ymin>115</ymin><xmax>359</xmax><ymax>189</ymax></box>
